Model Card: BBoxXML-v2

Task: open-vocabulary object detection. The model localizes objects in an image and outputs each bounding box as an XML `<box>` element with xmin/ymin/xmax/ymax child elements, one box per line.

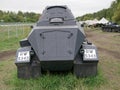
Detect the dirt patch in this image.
<box><xmin>85</xmin><ymin>29</ymin><xmax>120</xmax><ymax>60</ymax></box>
<box><xmin>98</xmin><ymin>46</ymin><xmax>120</xmax><ymax>60</ymax></box>
<box><xmin>113</xmin><ymin>34</ymin><xmax>120</xmax><ymax>37</ymax></box>
<box><xmin>0</xmin><ymin>50</ymin><xmax>16</xmax><ymax>61</ymax></box>
<box><xmin>85</xmin><ymin>29</ymin><xmax>103</xmax><ymax>41</ymax></box>
<box><xmin>85</xmin><ymin>33</ymin><xmax>93</xmax><ymax>38</ymax></box>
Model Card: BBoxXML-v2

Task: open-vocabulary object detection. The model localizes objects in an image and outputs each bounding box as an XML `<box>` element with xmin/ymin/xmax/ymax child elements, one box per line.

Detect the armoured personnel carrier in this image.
<box><xmin>15</xmin><ymin>6</ymin><xmax>99</xmax><ymax>79</ymax></box>
<box><xmin>102</xmin><ymin>24</ymin><xmax>120</xmax><ymax>32</ymax></box>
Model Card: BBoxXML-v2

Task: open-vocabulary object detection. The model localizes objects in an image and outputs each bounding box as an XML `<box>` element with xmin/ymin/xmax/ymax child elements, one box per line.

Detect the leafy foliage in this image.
<box><xmin>0</xmin><ymin>10</ymin><xmax>40</xmax><ymax>22</ymax></box>
<box><xmin>77</xmin><ymin>0</ymin><xmax>120</xmax><ymax>24</ymax></box>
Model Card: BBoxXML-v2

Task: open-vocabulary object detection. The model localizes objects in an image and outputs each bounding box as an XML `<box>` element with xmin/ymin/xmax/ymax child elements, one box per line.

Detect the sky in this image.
<box><xmin>0</xmin><ymin>0</ymin><xmax>115</xmax><ymax>17</ymax></box>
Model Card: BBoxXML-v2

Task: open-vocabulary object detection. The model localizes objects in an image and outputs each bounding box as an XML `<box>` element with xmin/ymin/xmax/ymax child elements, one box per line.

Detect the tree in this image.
<box><xmin>112</xmin><ymin>3</ymin><xmax>120</xmax><ymax>23</ymax></box>
<box><xmin>77</xmin><ymin>0</ymin><xmax>120</xmax><ymax>24</ymax></box>
<box><xmin>0</xmin><ymin>10</ymin><xmax>40</xmax><ymax>22</ymax></box>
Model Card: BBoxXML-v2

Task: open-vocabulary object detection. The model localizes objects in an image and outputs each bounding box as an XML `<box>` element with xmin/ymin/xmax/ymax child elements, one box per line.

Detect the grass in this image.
<box><xmin>0</xmin><ymin>26</ymin><xmax>120</xmax><ymax>90</ymax></box>
<box><xmin>0</xmin><ymin>25</ymin><xmax>31</xmax><ymax>51</ymax></box>
<box><xmin>0</xmin><ymin>58</ymin><xmax>105</xmax><ymax>90</ymax></box>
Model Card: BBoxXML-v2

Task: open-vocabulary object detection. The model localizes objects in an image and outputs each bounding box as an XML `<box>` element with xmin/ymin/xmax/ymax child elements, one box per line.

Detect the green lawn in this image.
<box><xmin>0</xmin><ymin>25</ymin><xmax>31</xmax><ymax>51</ymax></box>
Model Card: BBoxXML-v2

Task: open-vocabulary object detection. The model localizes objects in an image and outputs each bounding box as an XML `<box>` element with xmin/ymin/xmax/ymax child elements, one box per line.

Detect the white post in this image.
<box><xmin>8</xmin><ymin>26</ymin><xmax>10</xmax><ymax>38</ymax></box>
<box><xmin>22</xmin><ymin>24</ymin><xmax>24</xmax><ymax>35</ymax></box>
<box><xmin>16</xmin><ymin>24</ymin><xmax>18</xmax><ymax>37</ymax></box>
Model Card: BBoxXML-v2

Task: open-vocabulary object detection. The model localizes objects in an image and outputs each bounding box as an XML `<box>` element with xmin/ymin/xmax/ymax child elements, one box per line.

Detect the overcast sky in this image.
<box><xmin>0</xmin><ymin>0</ymin><xmax>115</xmax><ymax>17</ymax></box>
